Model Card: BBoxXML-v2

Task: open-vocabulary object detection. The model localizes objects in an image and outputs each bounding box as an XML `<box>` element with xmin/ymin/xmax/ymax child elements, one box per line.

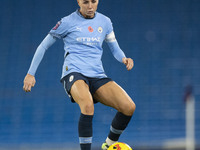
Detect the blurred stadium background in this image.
<box><xmin>0</xmin><ymin>0</ymin><xmax>199</xmax><ymax>149</ymax></box>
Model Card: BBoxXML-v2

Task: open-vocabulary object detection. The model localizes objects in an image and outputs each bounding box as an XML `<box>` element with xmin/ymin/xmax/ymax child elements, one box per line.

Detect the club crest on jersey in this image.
<box><xmin>69</xmin><ymin>75</ymin><xmax>74</xmax><ymax>82</ymax></box>
<box><xmin>88</xmin><ymin>26</ymin><xmax>94</xmax><ymax>32</ymax></box>
<box><xmin>98</xmin><ymin>27</ymin><xmax>103</xmax><ymax>33</ymax></box>
<box><xmin>53</xmin><ymin>21</ymin><xmax>61</xmax><ymax>30</ymax></box>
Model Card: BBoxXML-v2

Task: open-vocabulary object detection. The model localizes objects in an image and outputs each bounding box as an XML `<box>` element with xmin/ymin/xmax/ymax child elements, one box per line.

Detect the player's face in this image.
<box><xmin>78</xmin><ymin>0</ymin><xmax>99</xmax><ymax>18</ymax></box>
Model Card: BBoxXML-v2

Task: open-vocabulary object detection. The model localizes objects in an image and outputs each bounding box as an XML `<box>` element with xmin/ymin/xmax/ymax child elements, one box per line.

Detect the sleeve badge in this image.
<box><xmin>53</xmin><ymin>21</ymin><xmax>61</xmax><ymax>30</ymax></box>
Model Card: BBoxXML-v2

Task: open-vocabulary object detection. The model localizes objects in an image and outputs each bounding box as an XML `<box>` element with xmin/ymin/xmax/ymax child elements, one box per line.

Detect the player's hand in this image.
<box><xmin>122</xmin><ymin>57</ymin><xmax>134</xmax><ymax>71</ymax></box>
<box><xmin>23</xmin><ymin>74</ymin><xmax>36</xmax><ymax>92</ymax></box>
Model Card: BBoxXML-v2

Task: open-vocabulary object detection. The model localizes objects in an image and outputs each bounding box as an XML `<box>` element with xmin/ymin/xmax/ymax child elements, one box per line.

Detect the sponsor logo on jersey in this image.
<box><xmin>88</xmin><ymin>26</ymin><xmax>94</xmax><ymax>32</ymax></box>
<box><xmin>53</xmin><ymin>21</ymin><xmax>61</xmax><ymax>30</ymax></box>
<box><xmin>98</xmin><ymin>27</ymin><xmax>103</xmax><ymax>33</ymax></box>
<box><xmin>76</xmin><ymin>27</ymin><xmax>82</xmax><ymax>31</ymax></box>
<box><xmin>76</xmin><ymin>37</ymin><xmax>100</xmax><ymax>42</ymax></box>
<box><xmin>76</xmin><ymin>37</ymin><xmax>101</xmax><ymax>46</ymax></box>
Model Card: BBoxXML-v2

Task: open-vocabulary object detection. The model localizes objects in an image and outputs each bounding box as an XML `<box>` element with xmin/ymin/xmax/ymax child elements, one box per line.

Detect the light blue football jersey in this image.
<box><xmin>49</xmin><ymin>10</ymin><xmax>113</xmax><ymax>78</ymax></box>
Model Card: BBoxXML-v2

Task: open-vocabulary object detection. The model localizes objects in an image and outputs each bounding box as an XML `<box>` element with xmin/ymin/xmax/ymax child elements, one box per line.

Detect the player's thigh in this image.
<box><xmin>70</xmin><ymin>80</ymin><xmax>94</xmax><ymax>111</ymax></box>
<box><xmin>93</xmin><ymin>81</ymin><xmax>135</xmax><ymax>115</ymax></box>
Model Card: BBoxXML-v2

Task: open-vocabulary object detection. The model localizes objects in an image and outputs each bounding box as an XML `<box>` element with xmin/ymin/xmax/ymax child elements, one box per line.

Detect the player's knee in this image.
<box><xmin>81</xmin><ymin>102</ymin><xmax>94</xmax><ymax>115</ymax></box>
<box><xmin>122</xmin><ymin>101</ymin><xmax>136</xmax><ymax>116</ymax></box>
<box><xmin>129</xmin><ymin>102</ymin><xmax>136</xmax><ymax>115</ymax></box>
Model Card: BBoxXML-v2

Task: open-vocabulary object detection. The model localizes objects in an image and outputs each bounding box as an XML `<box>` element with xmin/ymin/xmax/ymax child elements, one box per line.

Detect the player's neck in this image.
<box><xmin>77</xmin><ymin>9</ymin><xmax>96</xmax><ymax>19</ymax></box>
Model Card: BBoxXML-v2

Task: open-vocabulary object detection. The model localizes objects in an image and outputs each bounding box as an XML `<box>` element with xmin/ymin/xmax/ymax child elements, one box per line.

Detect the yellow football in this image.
<box><xmin>108</xmin><ymin>142</ymin><xmax>132</xmax><ymax>150</ymax></box>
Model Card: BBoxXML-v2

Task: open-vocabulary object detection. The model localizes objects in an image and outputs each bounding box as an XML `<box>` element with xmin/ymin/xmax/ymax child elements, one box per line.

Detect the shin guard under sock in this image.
<box><xmin>108</xmin><ymin>112</ymin><xmax>132</xmax><ymax>141</ymax></box>
<box><xmin>78</xmin><ymin>113</ymin><xmax>93</xmax><ymax>150</ymax></box>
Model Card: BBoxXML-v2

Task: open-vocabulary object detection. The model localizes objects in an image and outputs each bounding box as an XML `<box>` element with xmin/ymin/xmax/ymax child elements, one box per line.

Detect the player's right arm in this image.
<box><xmin>23</xmin><ymin>34</ymin><xmax>56</xmax><ymax>92</ymax></box>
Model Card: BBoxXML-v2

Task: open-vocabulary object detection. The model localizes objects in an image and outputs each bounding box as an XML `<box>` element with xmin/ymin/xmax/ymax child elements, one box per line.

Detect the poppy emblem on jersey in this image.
<box><xmin>98</xmin><ymin>27</ymin><xmax>103</xmax><ymax>33</ymax></box>
<box><xmin>53</xmin><ymin>21</ymin><xmax>61</xmax><ymax>30</ymax></box>
<box><xmin>88</xmin><ymin>26</ymin><xmax>94</xmax><ymax>32</ymax></box>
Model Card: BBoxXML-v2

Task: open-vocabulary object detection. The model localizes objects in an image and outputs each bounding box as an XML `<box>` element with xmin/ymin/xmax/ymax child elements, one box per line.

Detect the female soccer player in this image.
<box><xmin>23</xmin><ymin>0</ymin><xmax>136</xmax><ymax>149</ymax></box>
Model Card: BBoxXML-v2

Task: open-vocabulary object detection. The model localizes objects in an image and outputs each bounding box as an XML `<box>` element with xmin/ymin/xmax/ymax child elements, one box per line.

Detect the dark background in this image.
<box><xmin>0</xmin><ymin>0</ymin><xmax>199</xmax><ymax>149</ymax></box>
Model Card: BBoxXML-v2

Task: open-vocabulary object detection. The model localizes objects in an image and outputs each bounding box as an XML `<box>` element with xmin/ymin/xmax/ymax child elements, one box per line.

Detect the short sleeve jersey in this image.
<box><xmin>49</xmin><ymin>10</ymin><xmax>113</xmax><ymax>78</ymax></box>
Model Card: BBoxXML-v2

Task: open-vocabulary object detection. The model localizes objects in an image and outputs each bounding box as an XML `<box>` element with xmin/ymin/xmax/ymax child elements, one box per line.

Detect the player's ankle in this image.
<box><xmin>106</xmin><ymin>137</ymin><xmax>117</xmax><ymax>146</ymax></box>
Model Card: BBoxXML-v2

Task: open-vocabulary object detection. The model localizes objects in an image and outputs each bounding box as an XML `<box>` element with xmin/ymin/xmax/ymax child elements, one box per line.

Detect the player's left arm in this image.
<box><xmin>105</xmin><ymin>31</ymin><xmax>134</xmax><ymax>71</ymax></box>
